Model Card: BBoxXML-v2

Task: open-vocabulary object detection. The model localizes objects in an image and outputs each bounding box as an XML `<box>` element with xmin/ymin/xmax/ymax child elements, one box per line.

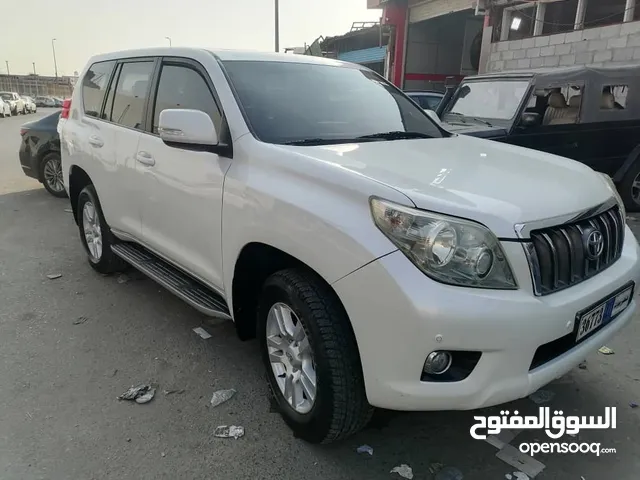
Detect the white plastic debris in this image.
<box><xmin>64</xmin><ymin>208</ymin><xmax>73</xmax><ymax>213</ymax></box>
<box><xmin>356</xmin><ymin>444</ymin><xmax>373</xmax><ymax>455</ymax></box>
<box><xmin>118</xmin><ymin>384</ymin><xmax>156</xmax><ymax>404</ymax></box>
<box><xmin>505</xmin><ymin>475</ymin><xmax>512</xmax><ymax>480</ymax></box>
<box><xmin>193</xmin><ymin>327</ymin><xmax>212</xmax><ymax>339</ymax></box>
<box><xmin>598</xmin><ymin>346</ymin><xmax>615</xmax><ymax>355</ymax></box>
<box><xmin>435</xmin><ymin>466</ymin><xmax>464</xmax><ymax>480</ymax></box>
<box><xmin>512</xmin><ymin>473</ymin><xmax>529</xmax><ymax>480</ymax></box>
<box><xmin>117</xmin><ymin>274</ymin><xmax>129</xmax><ymax>284</ymax></box>
<box><xmin>214</xmin><ymin>425</ymin><xmax>244</xmax><ymax>439</ymax></box>
<box><xmin>210</xmin><ymin>388</ymin><xmax>236</xmax><ymax>407</ymax></box>
<box><xmin>390</xmin><ymin>464</ymin><xmax>414</xmax><ymax>479</ymax></box>
<box><xmin>46</xmin><ymin>273</ymin><xmax>62</xmax><ymax>280</ymax></box>
<box><xmin>528</xmin><ymin>389</ymin><xmax>555</xmax><ymax>404</ymax></box>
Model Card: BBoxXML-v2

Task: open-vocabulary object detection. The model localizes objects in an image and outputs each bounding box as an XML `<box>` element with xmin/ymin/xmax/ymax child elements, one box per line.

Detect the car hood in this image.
<box><xmin>281</xmin><ymin>135</ymin><xmax>615</xmax><ymax>239</ymax></box>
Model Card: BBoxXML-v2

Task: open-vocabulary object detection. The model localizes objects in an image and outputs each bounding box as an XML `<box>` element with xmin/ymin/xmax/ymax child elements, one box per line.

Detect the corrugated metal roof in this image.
<box><xmin>337</xmin><ymin>46</ymin><xmax>387</xmax><ymax>64</ymax></box>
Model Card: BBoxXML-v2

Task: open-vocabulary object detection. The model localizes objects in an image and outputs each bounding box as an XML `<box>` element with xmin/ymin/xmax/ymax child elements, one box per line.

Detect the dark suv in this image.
<box><xmin>434</xmin><ymin>65</ymin><xmax>640</xmax><ymax>210</ymax></box>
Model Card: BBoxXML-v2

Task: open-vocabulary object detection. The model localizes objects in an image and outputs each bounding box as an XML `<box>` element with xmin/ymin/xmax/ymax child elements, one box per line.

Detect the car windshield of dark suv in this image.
<box><xmin>222</xmin><ymin>60</ymin><xmax>445</xmax><ymax>145</ymax></box>
<box><xmin>443</xmin><ymin>80</ymin><xmax>530</xmax><ymax>126</ymax></box>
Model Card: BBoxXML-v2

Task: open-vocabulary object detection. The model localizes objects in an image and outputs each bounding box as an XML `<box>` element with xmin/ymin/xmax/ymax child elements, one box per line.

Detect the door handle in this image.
<box><xmin>135</xmin><ymin>151</ymin><xmax>156</xmax><ymax>166</ymax></box>
<box><xmin>88</xmin><ymin>135</ymin><xmax>104</xmax><ymax>148</ymax></box>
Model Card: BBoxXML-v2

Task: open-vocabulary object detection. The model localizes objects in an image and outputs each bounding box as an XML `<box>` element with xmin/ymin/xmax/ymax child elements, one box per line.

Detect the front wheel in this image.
<box><xmin>257</xmin><ymin>269</ymin><xmax>373</xmax><ymax>444</ymax></box>
<box><xmin>77</xmin><ymin>185</ymin><xmax>127</xmax><ymax>274</ymax></box>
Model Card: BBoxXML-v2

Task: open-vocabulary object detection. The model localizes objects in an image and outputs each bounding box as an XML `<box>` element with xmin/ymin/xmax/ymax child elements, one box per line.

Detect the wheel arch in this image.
<box><xmin>612</xmin><ymin>144</ymin><xmax>640</xmax><ymax>184</ymax></box>
<box><xmin>229</xmin><ymin>242</ymin><xmax>354</xmax><ymax>343</ymax></box>
<box><xmin>68</xmin><ymin>165</ymin><xmax>94</xmax><ymax>225</ymax></box>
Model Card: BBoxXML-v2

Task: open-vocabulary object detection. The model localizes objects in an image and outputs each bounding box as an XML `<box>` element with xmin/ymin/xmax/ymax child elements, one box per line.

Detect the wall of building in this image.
<box><xmin>404</xmin><ymin>11</ymin><xmax>479</xmax><ymax>90</ymax></box>
<box><xmin>487</xmin><ymin>20</ymin><xmax>640</xmax><ymax>72</ymax></box>
<box><xmin>0</xmin><ymin>74</ymin><xmax>76</xmax><ymax>97</ymax></box>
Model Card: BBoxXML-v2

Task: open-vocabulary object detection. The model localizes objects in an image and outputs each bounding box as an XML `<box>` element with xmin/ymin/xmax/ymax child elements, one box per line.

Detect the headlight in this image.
<box><xmin>599</xmin><ymin>173</ymin><xmax>626</xmax><ymax>219</ymax></box>
<box><xmin>370</xmin><ymin>198</ymin><xmax>517</xmax><ymax>289</ymax></box>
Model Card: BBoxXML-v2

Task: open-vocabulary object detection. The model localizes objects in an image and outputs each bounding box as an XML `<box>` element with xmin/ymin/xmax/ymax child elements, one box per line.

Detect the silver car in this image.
<box><xmin>0</xmin><ymin>98</ymin><xmax>11</xmax><ymax>117</ymax></box>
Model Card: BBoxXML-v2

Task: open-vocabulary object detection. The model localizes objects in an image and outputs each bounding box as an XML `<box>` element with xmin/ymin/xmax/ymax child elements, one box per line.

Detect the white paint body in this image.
<box><xmin>61</xmin><ymin>48</ymin><xmax>640</xmax><ymax>411</ymax></box>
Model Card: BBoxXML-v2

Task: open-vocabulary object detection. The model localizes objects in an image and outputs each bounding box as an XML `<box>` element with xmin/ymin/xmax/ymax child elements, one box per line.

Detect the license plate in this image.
<box><xmin>575</xmin><ymin>283</ymin><xmax>634</xmax><ymax>342</ymax></box>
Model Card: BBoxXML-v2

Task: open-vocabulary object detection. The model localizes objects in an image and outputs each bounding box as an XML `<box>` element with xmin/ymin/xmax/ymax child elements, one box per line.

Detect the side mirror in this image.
<box><xmin>520</xmin><ymin>112</ymin><xmax>541</xmax><ymax>127</ymax></box>
<box><xmin>425</xmin><ymin>109</ymin><xmax>443</xmax><ymax>126</ymax></box>
<box><xmin>158</xmin><ymin>109</ymin><xmax>218</xmax><ymax>146</ymax></box>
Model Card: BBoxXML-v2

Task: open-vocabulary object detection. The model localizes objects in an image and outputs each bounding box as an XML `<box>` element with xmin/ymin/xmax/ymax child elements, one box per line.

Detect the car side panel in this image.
<box><xmin>221</xmin><ymin>136</ymin><xmax>412</xmax><ymax>312</ymax></box>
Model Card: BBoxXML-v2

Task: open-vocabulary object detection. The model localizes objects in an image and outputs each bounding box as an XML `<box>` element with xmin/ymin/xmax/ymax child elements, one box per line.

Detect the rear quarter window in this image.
<box><xmin>82</xmin><ymin>61</ymin><xmax>116</xmax><ymax>118</ymax></box>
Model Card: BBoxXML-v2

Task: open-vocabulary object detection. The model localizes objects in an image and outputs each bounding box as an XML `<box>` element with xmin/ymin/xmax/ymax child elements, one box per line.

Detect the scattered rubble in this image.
<box><xmin>390</xmin><ymin>464</ymin><xmax>414</xmax><ymax>479</ymax></box>
<box><xmin>356</xmin><ymin>444</ymin><xmax>373</xmax><ymax>455</ymax></box>
<box><xmin>46</xmin><ymin>273</ymin><xmax>62</xmax><ymax>280</ymax></box>
<box><xmin>193</xmin><ymin>327</ymin><xmax>212</xmax><ymax>339</ymax></box>
<box><xmin>210</xmin><ymin>388</ymin><xmax>236</xmax><ymax>407</ymax></box>
<box><xmin>163</xmin><ymin>389</ymin><xmax>185</xmax><ymax>396</ymax></box>
<box><xmin>73</xmin><ymin>316</ymin><xmax>89</xmax><ymax>325</ymax></box>
<box><xmin>118</xmin><ymin>384</ymin><xmax>156</xmax><ymax>404</ymax></box>
<box><xmin>214</xmin><ymin>425</ymin><xmax>244</xmax><ymax>439</ymax></box>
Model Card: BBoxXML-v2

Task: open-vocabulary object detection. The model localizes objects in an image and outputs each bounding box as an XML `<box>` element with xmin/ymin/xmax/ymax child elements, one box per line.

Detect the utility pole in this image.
<box><xmin>33</xmin><ymin>62</ymin><xmax>39</xmax><ymax>96</ymax></box>
<box><xmin>5</xmin><ymin>60</ymin><xmax>11</xmax><ymax>91</ymax></box>
<box><xmin>52</xmin><ymin>38</ymin><xmax>58</xmax><ymax>78</ymax></box>
<box><xmin>165</xmin><ymin>36</ymin><xmax>172</xmax><ymax>47</ymax></box>
<box><xmin>275</xmin><ymin>0</ymin><xmax>280</xmax><ymax>52</ymax></box>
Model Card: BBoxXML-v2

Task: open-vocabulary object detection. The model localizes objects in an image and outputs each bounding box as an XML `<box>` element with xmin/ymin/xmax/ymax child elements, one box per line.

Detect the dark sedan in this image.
<box><xmin>19</xmin><ymin>111</ymin><xmax>66</xmax><ymax>198</ymax></box>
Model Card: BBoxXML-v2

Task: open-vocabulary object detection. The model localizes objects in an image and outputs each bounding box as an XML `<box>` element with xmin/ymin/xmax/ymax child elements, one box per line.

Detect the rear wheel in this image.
<box><xmin>39</xmin><ymin>153</ymin><xmax>67</xmax><ymax>198</ymax></box>
<box><xmin>258</xmin><ymin>269</ymin><xmax>372</xmax><ymax>444</ymax></box>
<box><xmin>77</xmin><ymin>185</ymin><xmax>127</xmax><ymax>274</ymax></box>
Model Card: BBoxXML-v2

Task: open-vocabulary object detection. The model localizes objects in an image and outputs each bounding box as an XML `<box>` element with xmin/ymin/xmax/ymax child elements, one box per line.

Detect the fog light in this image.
<box><xmin>423</xmin><ymin>351</ymin><xmax>453</xmax><ymax>375</ymax></box>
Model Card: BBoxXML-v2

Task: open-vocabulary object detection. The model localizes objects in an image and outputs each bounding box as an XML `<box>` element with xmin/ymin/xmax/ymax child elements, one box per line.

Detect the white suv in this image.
<box><xmin>60</xmin><ymin>48</ymin><xmax>640</xmax><ymax>443</ymax></box>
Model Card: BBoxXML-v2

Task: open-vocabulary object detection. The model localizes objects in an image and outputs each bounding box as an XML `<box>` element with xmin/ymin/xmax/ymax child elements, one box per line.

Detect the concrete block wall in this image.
<box><xmin>487</xmin><ymin>21</ymin><xmax>640</xmax><ymax>72</ymax></box>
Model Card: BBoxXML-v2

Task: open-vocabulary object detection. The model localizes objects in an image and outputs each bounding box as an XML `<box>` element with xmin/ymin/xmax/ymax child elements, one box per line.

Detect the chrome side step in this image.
<box><xmin>111</xmin><ymin>242</ymin><xmax>231</xmax><ymax>320</ymax></box>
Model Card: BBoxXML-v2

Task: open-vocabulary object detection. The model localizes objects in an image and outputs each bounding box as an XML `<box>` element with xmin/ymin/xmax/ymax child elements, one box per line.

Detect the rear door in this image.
<box><xmin>98</xmin><ymin>58</ymin><xmax>156</xmax><ymax>236</ymax></box>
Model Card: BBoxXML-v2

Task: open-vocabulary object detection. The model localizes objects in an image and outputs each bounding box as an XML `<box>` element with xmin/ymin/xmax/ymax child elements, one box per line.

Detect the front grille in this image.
<box><xmin>524</xmin><ymin>206</ymin><xmax>625</xmax><ymax>296</ymax></box>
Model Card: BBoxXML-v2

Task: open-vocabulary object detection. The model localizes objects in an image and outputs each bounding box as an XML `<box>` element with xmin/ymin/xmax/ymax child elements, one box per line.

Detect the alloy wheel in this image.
<box><xmin>82</xmin><ymin>202</ymin><xmax>103</xmax><ymax>261</ymax></box>
<box><xmin>43</xmin><ymin>157</ymin><xmax>65</xmax><ymax>194</ymax></box>
<box><xmin>266</xmin><ymin>302</ymin><xmax>317</xmax><ymax>414</ymax></box>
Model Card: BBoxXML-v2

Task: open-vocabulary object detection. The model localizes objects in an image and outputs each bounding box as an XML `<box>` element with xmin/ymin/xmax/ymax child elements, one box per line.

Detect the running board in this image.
<box><xmin>111</xmin><ymin>242</ymin><xmax>231</xmax><ymax>320</ymax></box>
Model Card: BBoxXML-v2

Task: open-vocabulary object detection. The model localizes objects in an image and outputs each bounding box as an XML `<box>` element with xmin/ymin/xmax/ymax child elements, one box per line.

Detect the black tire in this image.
<box><xmin>619</xmin><ymin>160</ymin><xmax>640</xmax><ymax>212</ymax></box>
<box><xmin>77</xmin><ymin>185</ymin><xmax>127</xmax><ymax>274</ymax></box>
<box><xmin>257</xmin><ymin>268</ymin><xmax>373</xmax><ymax>444</ymax></box>
<box><xmin>39</xmin><ymin>152</ymin><xmax>67</xmax><ymax>198</ymax></box>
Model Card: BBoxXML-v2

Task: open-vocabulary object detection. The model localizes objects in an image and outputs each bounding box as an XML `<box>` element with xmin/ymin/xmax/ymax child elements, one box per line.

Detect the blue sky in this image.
<box><xmin>1</xmin><ymin>0</ymin><xmax>382</xmax><ymax>77</ymax></box>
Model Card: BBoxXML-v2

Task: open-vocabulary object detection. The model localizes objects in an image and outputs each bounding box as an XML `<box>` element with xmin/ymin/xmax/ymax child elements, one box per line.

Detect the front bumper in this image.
<box><xmin>333</xmin><ymin>226</ymin><xmax>640</xmax><ymax>411</ymax></box>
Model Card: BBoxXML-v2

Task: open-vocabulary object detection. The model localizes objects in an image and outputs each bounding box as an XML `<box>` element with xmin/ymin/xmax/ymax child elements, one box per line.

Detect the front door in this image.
<box><xmin>135</xmin><ymin>58</ymin><xmax>231</xmax><ymax>290</ymax></box>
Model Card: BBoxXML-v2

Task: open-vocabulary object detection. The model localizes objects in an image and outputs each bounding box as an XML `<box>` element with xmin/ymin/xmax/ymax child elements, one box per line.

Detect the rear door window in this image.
<box><xmin>82</xmin><ymin>61</ymin><xmax>116</xmax><ymax>118</ymax></box>
<box><xmin>108</xmin><ymin>61</ymin><xmax>154</xmax><ymax>130</ymax></box>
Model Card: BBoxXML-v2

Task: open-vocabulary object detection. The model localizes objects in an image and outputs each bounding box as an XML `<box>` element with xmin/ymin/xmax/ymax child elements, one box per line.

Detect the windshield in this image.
<box><xmin>444</xmin><ymin>80</ymin><xmax>530</xmax><ymax>121</ymax></box>
<box><xmin>222</xmin><ymin>60</ymin><xmax>444</xmax><ymax>145</ymax></box>
<box><xmin>0</xmin><ymin>93</ymin><xmax>12</xmax><ymax>100</ymax></box>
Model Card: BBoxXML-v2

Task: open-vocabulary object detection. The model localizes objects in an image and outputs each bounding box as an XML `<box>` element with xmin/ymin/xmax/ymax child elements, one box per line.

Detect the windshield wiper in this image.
<box><xmin>281</xmin><ymin>138</ymin><xmax>365</xmax><ymax>146</ymax></box>
<box><xmin>444</xmin><ymin>112</ymin><xmax>493</xmax><ymax>127</ymax></box>
<box><xmin>281</xmin><ymin>131</ymin><xmax>433</xmax><ymax>146</ymax></box>
<box><xmin>356</xmin><ymin>131</ymin><xmax>434</xmax><ymax>141</ymax></box>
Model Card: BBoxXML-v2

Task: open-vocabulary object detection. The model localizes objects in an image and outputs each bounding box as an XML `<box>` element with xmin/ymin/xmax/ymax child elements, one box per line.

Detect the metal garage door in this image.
<box><xmin>409</xmin><ymin>0</ymin><xmax>476</xmax><ymax>23</ymax></box>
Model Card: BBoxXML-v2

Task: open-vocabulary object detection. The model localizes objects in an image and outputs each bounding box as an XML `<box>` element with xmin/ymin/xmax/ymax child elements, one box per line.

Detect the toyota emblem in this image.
<box><xmin>585</xmin><ymin>229</ymin><xmax>604</xmax><ymax>260</ymax></box>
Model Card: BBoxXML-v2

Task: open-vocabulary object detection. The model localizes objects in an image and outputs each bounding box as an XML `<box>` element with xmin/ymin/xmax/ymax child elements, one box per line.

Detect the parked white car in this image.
<box><xmin>21</xmin><ymin>95</ymin><xmax>37</xmax><ymax>113</ymax></box>
<box><xmin>0</xmin><ymin>97</ymin><xmax>11</xmax><ymax>117</ymax></box>
<box><xmin>60</xmin><ymin>48</ymin><xmax>640</xmax><ymax>444</ymax></box>
<box><xmin>0</xmin><ymin>91</ymin><xmax>26</xmax><ymax>115</ymax></box>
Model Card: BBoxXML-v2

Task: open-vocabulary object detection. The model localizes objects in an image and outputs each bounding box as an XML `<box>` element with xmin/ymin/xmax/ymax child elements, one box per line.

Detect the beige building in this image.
<box><xmin>0</xmin><ymin>73</ymin><xmax>77</xmax><ymax>98</ymax></box>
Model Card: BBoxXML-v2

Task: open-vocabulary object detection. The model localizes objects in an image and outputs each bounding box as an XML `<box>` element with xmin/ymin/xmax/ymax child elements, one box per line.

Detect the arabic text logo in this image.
<box><xmin>469</xmin><ymin>407</ymin><xmax>616</xmax><ymax>441</ymax></box>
